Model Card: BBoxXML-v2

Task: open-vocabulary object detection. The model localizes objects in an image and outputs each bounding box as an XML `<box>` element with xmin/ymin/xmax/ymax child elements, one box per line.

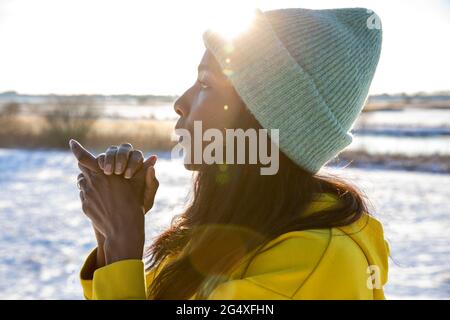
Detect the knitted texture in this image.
<box><xmin>203</xmin><ymin>8</ymin><xmax>382</xmax><ymax>174</ymax></box>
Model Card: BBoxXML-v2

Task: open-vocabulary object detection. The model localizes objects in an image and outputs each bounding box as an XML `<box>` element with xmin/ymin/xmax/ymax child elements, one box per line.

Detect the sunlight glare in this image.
<box><xmin>208</xmin><ymin>6</ymin><xmax>256</xmax><ymax>41</ymax></box>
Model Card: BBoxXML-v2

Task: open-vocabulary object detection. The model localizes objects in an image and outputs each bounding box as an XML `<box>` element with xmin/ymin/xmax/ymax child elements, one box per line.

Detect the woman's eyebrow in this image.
<box><xmin>197</xmin><ymin>65</ymin><xmax>217</xmax><ymax>80</ymax></box>
<box><xmin>197</xmin><ymin>63</ymin><xmax>230</xmax><ymax>84</ymax></box>
<box><xmin>198</xmin><ymin>62</ymin><xmax>222</xmax><ymax>76</ymax></box>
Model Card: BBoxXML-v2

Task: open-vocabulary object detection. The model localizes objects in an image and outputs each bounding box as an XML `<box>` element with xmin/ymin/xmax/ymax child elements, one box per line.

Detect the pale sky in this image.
<box><xmin>0</xmin><ymin>0</ymin><xmax>449</xmax><ymax>95</ymax></box>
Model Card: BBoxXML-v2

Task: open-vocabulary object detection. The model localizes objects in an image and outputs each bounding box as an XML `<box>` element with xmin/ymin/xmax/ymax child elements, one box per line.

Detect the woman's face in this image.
<box><xmin>174</xmin><ymin>50</ymin><xmax>246</xmax><ymax>170</ymax></box>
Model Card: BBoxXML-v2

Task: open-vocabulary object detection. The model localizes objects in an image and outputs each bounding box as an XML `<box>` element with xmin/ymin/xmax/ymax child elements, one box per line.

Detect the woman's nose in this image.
<box><xmin>174</xmin><ymin>102</ymin><xmax>184</xmax><ymax>117</ymax></box>
<box><xmin>173</xmin><ymin>91</ymin><xmax>191</xmax><ymax>117</ymax></box>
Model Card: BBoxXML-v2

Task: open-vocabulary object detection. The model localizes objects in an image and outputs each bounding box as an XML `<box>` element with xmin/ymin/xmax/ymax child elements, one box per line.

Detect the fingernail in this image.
<box><xmin>115</xmin><ymin>164</ymin><xmax>122</xmax><ymax>174</ymax></box>
<box><xmin>105</xmin><ymin>164</ymin><xmax>112</xmax><ymax>174</ymax></box>
<box><xmin>124</xmin><ymin>168</ymin><xmax>132</xmax><ymax>179</ymax></box>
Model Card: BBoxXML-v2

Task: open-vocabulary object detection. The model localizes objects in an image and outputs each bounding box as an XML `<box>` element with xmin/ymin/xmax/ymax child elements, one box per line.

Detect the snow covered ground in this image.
<box><xmin>0</xmin><ymin>148</ymin><xmax>449</xmax><ymax>299</ymax></box>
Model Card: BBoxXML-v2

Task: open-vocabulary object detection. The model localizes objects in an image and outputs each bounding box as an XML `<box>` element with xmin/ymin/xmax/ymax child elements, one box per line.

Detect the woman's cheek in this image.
<box><xmin>197</xmin><ymin>104</ymin><xmax>237</xmax><ymax>131</ymax></box>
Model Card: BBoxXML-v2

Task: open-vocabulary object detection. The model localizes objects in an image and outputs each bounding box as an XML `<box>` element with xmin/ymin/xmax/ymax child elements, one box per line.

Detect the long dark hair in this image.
<box><xmin>145</xmin><ymin>106</ymin><xmax>371</xmax><ymax>299</ymax></box>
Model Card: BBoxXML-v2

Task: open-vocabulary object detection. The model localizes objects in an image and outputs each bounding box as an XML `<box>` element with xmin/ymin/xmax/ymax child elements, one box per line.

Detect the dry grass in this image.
<box><xmin>1</xmin><ymin>113</ymin><xmax>449</xmax><ymax>173</ymax></box>
<box><xmin>0</xmin><ymin>115</ymin><xmax>176</xmax><ymax>151</ymax></box>
<box><xmin>86</xmin><ymin>118</ymin><xmax>176</xmax><ymax>150</ymax></box>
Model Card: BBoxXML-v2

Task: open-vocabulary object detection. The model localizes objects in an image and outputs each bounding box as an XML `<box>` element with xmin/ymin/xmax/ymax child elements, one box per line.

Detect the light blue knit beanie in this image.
<box><xmin>203</xmin><ymin>8</ymin><xmax>382</xmax><ymax>174</ymax></box>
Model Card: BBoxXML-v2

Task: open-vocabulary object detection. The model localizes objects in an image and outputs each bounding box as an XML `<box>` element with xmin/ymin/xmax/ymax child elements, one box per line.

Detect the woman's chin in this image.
<box><xmin>183</xmin><ymin>163</ymin><xmax>201</xmax><ymax>171</ymax></box>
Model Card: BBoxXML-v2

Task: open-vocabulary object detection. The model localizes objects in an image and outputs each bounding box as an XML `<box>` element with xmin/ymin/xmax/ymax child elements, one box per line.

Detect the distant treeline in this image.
<box><xmin>2</xmin><ymin>90</ymin><xmax>450</xmax><ymax>105</ymax></box>
<box><xmin>368</xmin><ymin>91</ymin><xmax>450</xmax><ymax>103</ymax></box>
<box><xmin>0</xmin><ymin>91</ymin><xmax>178</xmax><ymax>105</ymax></box>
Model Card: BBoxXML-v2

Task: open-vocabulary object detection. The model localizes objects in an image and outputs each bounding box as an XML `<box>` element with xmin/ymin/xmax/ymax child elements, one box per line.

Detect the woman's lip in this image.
<box><xmin>174</xmin><ymin>121</ymin><xmax>183</xmax><ymax>131</ymax></box>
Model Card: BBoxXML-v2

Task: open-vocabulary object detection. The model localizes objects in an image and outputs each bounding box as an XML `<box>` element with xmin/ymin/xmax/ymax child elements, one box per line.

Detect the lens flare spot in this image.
<box><xmin>224</xmin><ymin>43</ymin><xmax>234</xmax><ymax>54</ymax></box>
<box><xmin>222</xmin><ymin>68</ymin><xmax>234</xmax><ymax>76</ymax></box>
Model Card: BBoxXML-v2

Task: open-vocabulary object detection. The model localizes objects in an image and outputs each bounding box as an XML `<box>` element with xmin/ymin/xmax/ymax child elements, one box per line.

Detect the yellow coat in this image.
<box><xmin>79</xmin><ymin>193</ymin><xmax>390</xmax><ymax>299</ymax></box>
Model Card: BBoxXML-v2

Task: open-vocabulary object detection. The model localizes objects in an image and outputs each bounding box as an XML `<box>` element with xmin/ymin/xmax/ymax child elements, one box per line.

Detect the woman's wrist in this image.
<box><xmin>93</xmin><ymin>226</ymin><xmax>106</xmax><ymax>268</ymax></box>
<box><xmin>103</xmin><ymin>234</ymin><xmax>145</xmax><ymax>265</ymax></box>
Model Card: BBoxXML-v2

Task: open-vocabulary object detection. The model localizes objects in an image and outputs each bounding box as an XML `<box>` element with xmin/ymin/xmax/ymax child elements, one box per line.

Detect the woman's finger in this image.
<box><xmin>77</xmin><ymin>176</ymin><xmax>88</xmax><ymax>191</ymax></box>
<box><xmin>81</xmin><ymin>200</ymin><xmax>89</xmax><ymax>215</ymax></box>
<box><xmin>78</xmin><ymin>163</ymin><xmax>91</xmax><ymax>177</ymax></box>
<box><xmin>143</xmin><ymin>155</ymin><xmax>158</xmax><ymax>168</ymax></box>
<box><xmin>103</xmin><ymin>146</ymin><xmax>118</xmax><ymax>175</ymax></box>
<box><xmin>69</xmin><ymin>139</ymin><xmax>99</xmax><ymax>173</ymax></box>
<box><xmin>115</xmin><ymin>143</ymin><xmax>133</xmax><ymax>175</ymax></box>
<box><xmin>124</xmin><ymin>150</ymin><xmax>144</xmax><ymax>179</ymax></box>
<box><xmin>77</xmin><ymin>174</ymin><xmax>84</xmax><ymax>190</ymax></box>
<box><xmin>79</xmin><ymin>190</ymin><xmax>85</xmax><ymax>202</ymax></box>
<box><xmin>78</xmin><ymin>163</ymin><xmax>97</xmax><ymax>186</ymax></box>
<box><xmin>96</xmin><ymin>153</ymin><xmax>106</xmax><ymax>171</ymax></box>
<box><xmin>143</xmin><ymin>165</ymin><xmax>159</xmax><ymax>213</ymax></box>
<box><xmin>146</xmin><ymin>166</ymin><xmax>159</xmax><ymax>191</ymax></box>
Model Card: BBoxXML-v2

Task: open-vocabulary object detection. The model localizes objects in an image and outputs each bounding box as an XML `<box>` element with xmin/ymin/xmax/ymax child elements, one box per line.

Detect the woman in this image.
<box><xmin>73</xmin><ymin>7</ymin><xmax>390</xmax><ymax>300</ymax></box>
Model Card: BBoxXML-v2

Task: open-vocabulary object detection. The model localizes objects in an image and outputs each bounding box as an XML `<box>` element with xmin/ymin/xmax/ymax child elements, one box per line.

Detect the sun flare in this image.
<box><xmin>207</xmin><ymin>7</ymin><xmax>257</xmax><ymax>40</ymax></box>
